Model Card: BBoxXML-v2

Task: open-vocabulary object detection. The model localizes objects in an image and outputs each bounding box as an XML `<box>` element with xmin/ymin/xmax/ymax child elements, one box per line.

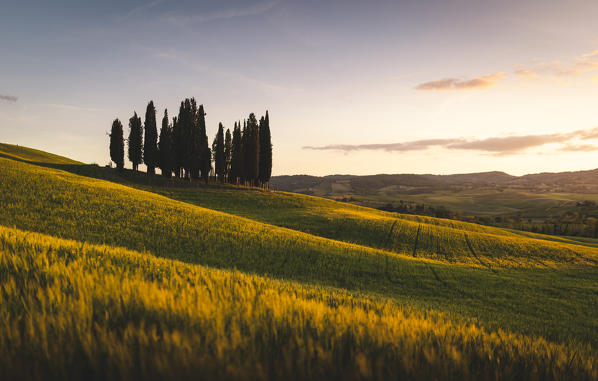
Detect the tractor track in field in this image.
<box><xmin>412</xmin><ymin>224</ymin><xmax>421</xmax><ymax>258</ymax></box>
<box><xmin>409</xmin><ymin>223</ymin><xmax>448</xmax><ymax>286</ymax></box>
<box><xmin>464</xmin><ymin>234</ymin><xmax>498</xmax><ymax>274</ymax></box>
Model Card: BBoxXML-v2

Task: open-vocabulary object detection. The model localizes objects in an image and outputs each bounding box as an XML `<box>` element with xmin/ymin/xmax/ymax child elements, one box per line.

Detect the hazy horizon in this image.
<box><xmin>1</xmin><ymin>0</ymin><xmax>598</xmax><ymax>176</ymax></box>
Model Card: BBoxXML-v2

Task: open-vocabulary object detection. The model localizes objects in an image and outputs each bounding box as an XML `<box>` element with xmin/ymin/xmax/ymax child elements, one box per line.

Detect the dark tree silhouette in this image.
<box><xmin>109</xmin><ymin>118</ymin><xmax>124</xmax><ymax>170</ymax></box>
<box><xmin>111</xmin><ymin>97</ymin><xmax>272</xmax><ymax>185</ymax></box>
<box><xmin>241</xmin><ymin>120</ymin><xmax>248</xmax><ymax>183</ymax></box>
<box><xmin>189</xmin><ymin>99</ymin><xmax>200</xmax><ymax>179</ymax></box>
<box><xmin>224</xmin><ymin>128</ymin><xmax>232</xmax><ymax>182</ymax></box>
<box><xmin>213</xmin><ymin>122</ymin><xmax>226</xmax><ymax>182</ymax></box>
<box><xmin>143</xmin><ymin>101</ymin><xmax>158</xmax><ymax>175</ymax></box>
<box><xmin>171</xmin><ymin>116</ymin><xmax>181</xmax><ymax>177</ymax></box>
<box><xmin>230</xmin><ymin>122</ymin><xmax>243</xmax><ymax>184</ymax></box>
<box><xmin>177</xmin><ymin>99</ymin><xmax>193</xmax><ymax>178</ymax></box>
<box><xmin>158</xmin><ymin>109</ymin><xmax>173</xmax><ymax>178</ymax></box>
<box><xmin>244</xmin><ymin>113</ymin><xmax>260</xmax><ymax>186</ymax></box>
<box><xmin>259</xmin><ymin>111</ymin><xmax>272</xmax><ymax>188</ymax></box>
<box><xmin>128</xmin><ymin>112</ymin><xmax>143</xmax><ymax>172</ymax></box>
<box><xmin>196</xmin><ymin>104</ymin><xmax>212</xmax><ymax>183</ymax></box>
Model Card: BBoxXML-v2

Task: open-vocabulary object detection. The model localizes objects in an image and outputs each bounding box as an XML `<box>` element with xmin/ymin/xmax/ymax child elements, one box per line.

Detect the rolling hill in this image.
<box><xmin>270</xmin><ymin>170</ymin><xmax>598</xmax><ymax>221</ymax></box>
<box><xmin>0</xmin><ymin>142</ymin><xmax>597</xmax><ymax>380</ymax></box>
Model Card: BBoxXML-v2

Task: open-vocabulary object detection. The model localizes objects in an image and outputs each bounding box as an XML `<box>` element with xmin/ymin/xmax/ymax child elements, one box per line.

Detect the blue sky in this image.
<box><xmin>1</xmin><ymin>0</ymin><xmax>598</xmax><ymax>175</ymax></box>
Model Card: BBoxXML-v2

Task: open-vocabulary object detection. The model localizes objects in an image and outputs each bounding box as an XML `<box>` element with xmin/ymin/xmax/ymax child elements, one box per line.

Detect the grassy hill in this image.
<box><xmin>271</xmin><ymin>171</ymin><xmax>598</xmax><ymax>219</ymax></box>
<box><xmin>0</xmin><ymin>143</ymin><xmax>597</xmax><ymax>379</ymax></box>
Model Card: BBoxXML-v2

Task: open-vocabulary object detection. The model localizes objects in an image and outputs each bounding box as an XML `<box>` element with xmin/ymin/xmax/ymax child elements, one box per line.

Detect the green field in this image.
<box><xmin>271</xmin><ymin>171</ymin><xmax>598</xmax><ymax>222</ymax></box>
<box><xmin>1</xmin><ymin>143</ymin><xmax>597</xmax><ymax>380</ymax></box>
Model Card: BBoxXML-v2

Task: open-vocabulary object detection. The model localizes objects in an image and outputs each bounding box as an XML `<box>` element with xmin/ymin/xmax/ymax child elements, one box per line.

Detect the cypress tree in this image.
<box><xmin>212</xmin><ymin>122</ymin><xmax>226</xmax><ymax>182</ymax></box>
<box><xmin>109</xmin><ymin>118</ymin><xmax>124</xmax><ymax>170</ymax></box>
<box><xmin>179</xmin><ymin>99</ymin><xmax>194</xmax><ymax>179</ymax></box>
<box><xmin>128</xmin><ymin>112</ymin><xmax>143</xmax><ymax>172</ymax></box>
<box><xmin>241</xmin><ymin>120</ymin><xmax>248</xmax><ymax>184</ymax></box>
<box><xmin>171</xmin><ymin>116</ymin><xmax>180</xmax><ymax>177</ymax></box>
<box><xmin>173</xmin><ymin>98</ymin><xmax>193</xmax><ymax>177</ymax></box>
<box><xmin>245</xmin><ymin>113</ymin><xmax>260</xmax><ymax>186</ymax></box>
<box><xmin>143</xmin><ymin>100</ymin><xmax>158</xmax><ymax>175</ymax></box>
<box><xmin>259</xmin><ymin>111</ymin><xmax>273</xmax><ymax>188</ymax></box>
<box><xmin>197</xmin><ymin>104</ymin><xmax>212</xmax><ymax>183</ymax></box>
<box><xmin>189</xmin><ymin>99</ymin><xmax>200</xmax><ymax>179</ymax></box>
<box><xmin>158</xmin><ymin>109</ymin><xmax>173</xmax><ymax>178</ymax></box>
<box><xmin>224</xmin><ymin>128</ymin><xmax>232</xmax><ymax>182</ymax></box>
<box><xmin>230</xmin><ymin>122</ymin><xmax>243</xmax><ymax>184</ymax></box>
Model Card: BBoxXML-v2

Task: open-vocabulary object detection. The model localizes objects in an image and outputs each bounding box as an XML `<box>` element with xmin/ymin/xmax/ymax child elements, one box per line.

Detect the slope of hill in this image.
<box><xmin>0</xmin><ymin>142</ymin><xmax>81</xmax><ymax>165</ymax></box>
<box><xmin>2</xmin><ymin>226</ymin><xmax>595</xmax><ymax>380</ymax></box>
<box><xmin>271</xmin><ymin>169</ymin><xmax>598</xmax><ymax>195</ymax></box>
<box><xmin>270</xmin><ymin>170</ymin><xmax>598</xmax><ymax>220</ymax></box>
<box><xmin>0</xmin><ymin>143</ymin><xmax>597</xmax><ymax>379</ymax></box>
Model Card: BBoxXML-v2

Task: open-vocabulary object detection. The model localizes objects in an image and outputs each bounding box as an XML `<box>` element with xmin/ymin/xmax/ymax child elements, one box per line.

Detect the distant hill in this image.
<box><xmin>271</xmin><ymin>169</ymin><xmax>598</xmax><ymax>196</ymax></box>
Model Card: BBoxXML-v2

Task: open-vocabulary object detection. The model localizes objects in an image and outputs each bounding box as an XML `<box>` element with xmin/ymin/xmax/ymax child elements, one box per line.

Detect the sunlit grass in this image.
<box><xmin>0</xmin><ymin>144</ymin><xmax>597</xmax><ymax>379</ymax></box>
<box><xmin>1</xmin><ymin>226</ymin><xmax>595</xmax><ymax>380</ymax></box>
<box><xmin>0</xmin><ymin>142</ymin><xmax>81</xmax><ymax>165</ymax></box>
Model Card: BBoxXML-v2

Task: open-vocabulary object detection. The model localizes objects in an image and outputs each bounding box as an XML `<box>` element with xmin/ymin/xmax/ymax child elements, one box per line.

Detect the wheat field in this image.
<box><xmin>0</xmin><ymin>143</ymin><xmax>597</xmax><ymax>379</ymax></box>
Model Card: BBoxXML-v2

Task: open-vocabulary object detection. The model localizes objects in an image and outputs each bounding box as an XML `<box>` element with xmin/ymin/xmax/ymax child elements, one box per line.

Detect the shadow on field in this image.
<box><xmin>0</xmin><ymin>151</ymin><xmax>260</xmax><ymax>192</ymax></box>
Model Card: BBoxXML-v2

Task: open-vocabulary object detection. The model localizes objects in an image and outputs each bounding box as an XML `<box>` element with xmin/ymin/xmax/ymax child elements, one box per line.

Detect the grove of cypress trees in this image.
<box><xmin>213</xmin><ymin>122</ymin><xmax>226</xmax><ymax>182</ymax></box>
<box><xmin>259</xmin><ymin>111</ymin><xmax>272</xmax><ymax>188</ymax></box>
<box><xmin>111</xmin><ymin>98</ymin><xmax>272</xmax><ymax>186</ymax></box>
<box><xmin>158</xmin><ymin>109</ymin><xmax>173</xmax><ymax>178</ymax></box>
<box><xmin>109</xmin><ymin>118</ymin><xmax>124</xmax><ymax>170</ymax></box>
<box><xmin>224</xmin><ymin>128</ymin><xmax>232</xmax><ymax>182</ymax></box>
<box><xmin>128</xmin><ymin>112</ymin><xmax>143</xmax><ymax>172</ymax></box>
<box><xmin>230</xmin><ymin>122</ymin><xmax>243</xmax><ymax>184</ymax></box>
<box><xmin>143</xmin><ymin>101</ymin><xmax>158</xmax><ymax>175</ymax></box>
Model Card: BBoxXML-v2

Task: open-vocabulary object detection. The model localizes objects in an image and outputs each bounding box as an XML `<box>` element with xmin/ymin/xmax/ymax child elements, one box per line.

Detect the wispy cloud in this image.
<box><xmin>558</xmin><ymin>144</ymin><xmax>598</xmax><ymax>152</ymax></box>
<box><xmin>141</xmin><ymin>45</ymin><xmax>297</xmax><ymax>94</ymax></box>
<box><xmin>414</xmin><ymin>72</ymin><xmax>506</xmax><ymax>91</ymax></box>
<box><xmin>0</xmin><ymin>94</ymin><xmax>18</xmax><ymax>102</ymax></box>
<box><xmin>304</xmin><ymin>127</ymin><xmax>598</xmax><ymax>156</ymax></box>
<box><xmin>516</xmin><ymin>49</ymin><xmax>598</xmax><ymax>78</ymax></box>
<box><xmin>514</xmin><ymin>69</ymin><xmax>538</xmax><ymax>78</ymax></box>
<box><xmin>45</xmin><ymin>103</ymin><xmax>105</xmax><ymax>112</ymax></box>
<box><xmin>120</xmin><ymin>0</ymin><xmax>165</xmax><ymax>20</ymax></box>
<box><xmin>167</xmin><ymin>1</ymin><xmax>278</xmax><ymax>26</ymax></box>
<box><xmin>580</xmin><ymin>49</ymin><xmax>598</xmax><ymax>59</ymax></box>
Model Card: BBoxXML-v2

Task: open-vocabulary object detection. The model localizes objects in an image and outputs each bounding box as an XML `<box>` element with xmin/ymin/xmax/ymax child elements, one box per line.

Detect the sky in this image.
<box><xmin>1</xmin><ymin>0</ymin><xmax>598</xmax><ymax>176</ymax></box>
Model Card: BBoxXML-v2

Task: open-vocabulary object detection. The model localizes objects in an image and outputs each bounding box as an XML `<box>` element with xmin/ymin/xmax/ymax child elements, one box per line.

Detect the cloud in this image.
<box><xmin>558</xmin><ymin>144</ymin><xmax>598</xmax><ymax>152</ymax></box>
<box><xmin>517</xmin><ymin>49</ymin><xmax>598</xmax><ymax>78</ymax></box>
<box><xmin>304</xmin><ymin>139</ymin><xmax>462</xmax><ymax>153</ymax></box>
<box><xmin>45</xmin><ymin>103</ymin><xmax>104</xmax><ymax>112</ymax></box>
<box><xmin>414</xmin><ymin>72</ymin><xmax>505</xmax><ymax>91</ymax></box>
<box><xmin>0</xmin><ymin>94</ymin><xmax>18</xmax><ymax>102</ymax></box>
<box><xmin>580</xmin><ymin>49</ymin><xmax>598</xmax><ymax>59</ymax></box>
<box><xmin>514</xmin><ymin>69</ymin><xmax>538</xmax><ymax>78</ymax></box>
<box><xmin>120</xmin><ymin>0</ymin><xmax>164</xmax><ymax>20</ymax></box>
<box><xmin>141</xmin><ymin>45</ymin><xmax>297</xmax><ymax>94</ymax></box>
<box><xmin>446</xmin><ymin>134</ymin><xmax>565</xmax><ymax>154</ymax></box>
<box><xmin>303</xmin><ymin>127</ymin><xmax>598</xmax><ymax>156</ymax></box>
<box><xmin>168</xmin><ymin>1</ymin><xmax>278</xmax><ymax>26</ymax></box>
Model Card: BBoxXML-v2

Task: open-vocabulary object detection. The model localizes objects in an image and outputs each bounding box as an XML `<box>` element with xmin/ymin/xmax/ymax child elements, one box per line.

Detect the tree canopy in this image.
<box><xmin>111</xmin><ymin>99</ymin><xmax>272</xmax><ymax>187</ymax></box>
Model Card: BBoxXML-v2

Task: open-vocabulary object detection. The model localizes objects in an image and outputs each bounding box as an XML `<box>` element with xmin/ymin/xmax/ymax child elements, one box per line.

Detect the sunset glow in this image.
<box><xmin>1</xmin><ymin>0</ymin><xmax>597</xmax><ymax>175</ymax></box>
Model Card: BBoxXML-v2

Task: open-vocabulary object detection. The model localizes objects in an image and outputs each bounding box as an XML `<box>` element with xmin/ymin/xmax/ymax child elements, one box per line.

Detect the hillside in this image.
<box><xmin>0</xmin><ymin>143</ymin><xmax>597</xmax><ymax>379</ymax></box>
<box><xmin>270</xmin><ymin>170</ymin><xmax>598</xmax><ymax>222</ymax></box>
<box><xmin>271</xmin><ymin>169</ymin><xmax>598</xmax><ymax>195</ymax></box>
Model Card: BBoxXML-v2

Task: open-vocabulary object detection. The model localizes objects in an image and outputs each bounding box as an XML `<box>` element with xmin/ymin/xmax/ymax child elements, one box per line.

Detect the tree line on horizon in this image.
<box><xmin>109</xmin><ymin>98</ymin><xmax>272</xmax><ymax>187</ymax></box>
